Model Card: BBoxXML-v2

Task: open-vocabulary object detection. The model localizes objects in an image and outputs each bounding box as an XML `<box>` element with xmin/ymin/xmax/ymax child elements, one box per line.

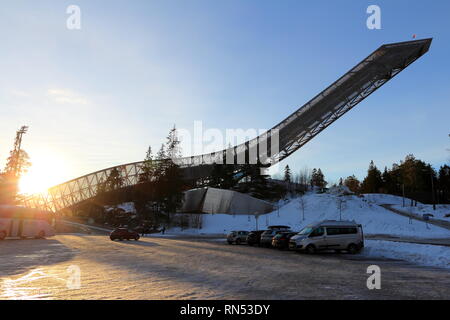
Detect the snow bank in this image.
<box><xmin>171</xmin><ymin>192</ymin><xmax>450</xmax><ymax>238</ymax></box>
<box><xmin>364</xmin><ymin>240</ymin><xmax>450</xmax><ymax>270</ymax></box>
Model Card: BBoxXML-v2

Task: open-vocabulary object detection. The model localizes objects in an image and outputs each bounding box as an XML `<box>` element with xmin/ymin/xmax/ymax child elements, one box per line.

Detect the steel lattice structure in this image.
<box><xmin>22</xmin><ymin>38</ymin><xmax>432</xmax><ymax>212</ymax></box>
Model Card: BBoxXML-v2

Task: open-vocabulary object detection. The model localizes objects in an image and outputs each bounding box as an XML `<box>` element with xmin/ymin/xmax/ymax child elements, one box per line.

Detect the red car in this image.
<box><xmin>110</xmin><ymin>228</ymin><xmax>140</xmax><ymax>241</ymax></box>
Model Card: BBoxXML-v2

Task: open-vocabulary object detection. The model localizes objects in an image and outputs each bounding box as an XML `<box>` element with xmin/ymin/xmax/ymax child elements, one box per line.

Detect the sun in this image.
<box><xmin>19</xmin><ymin>152</ymin><xmax>69</xmax><ymax>195</ymax></box>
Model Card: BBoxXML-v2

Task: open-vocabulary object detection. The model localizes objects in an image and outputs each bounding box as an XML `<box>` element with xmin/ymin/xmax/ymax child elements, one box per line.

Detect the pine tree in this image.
<box><xmin>310</xmin><ymin>168</ymin><xmax>317</xmax><ymax>188</ymax></box>
<box><xmin>210</xmin><ymin>163</ymin><xmax>236</xmax><ymax>189</ymax></box>
<box><xmin>134</xmin><ymin>146</ymin><xmax>158</xmax><ymax>219</ymax></box>
<box><xmin>438</xmin><ymin>165</ymin><xmax>450</xmax><ymax>203</ymax></box>
<box><xmin>344</xmin><ymin>175</ymin><xmax>360</xmax><ymax>193</ymax></box>
<box><xmin>361</xmin><ymin>160</ymin><xmax>383</xmax><ymax>193</ymax></box>
<box><xmin>106</xmin><ymin>168</ymin><xmax>123</xmax><ymax>191</ymax></box>
<box><xmin>284</xmin><ymin>165</ymin><xmax>292</xmax><ymax>183</ymax></box>
<box><xmin>139</xmin><ymin>146</ymin><xmax>155</xmax><ymax>183</ymax></box>
<box><xmin>311</xmin><ymin>168</ymin><xmax>327</xmax><ymax>189</ymax></box>
<box><xmin>166</xmin><ymin>125</ymin><xmax>182</xmax><ymax>160</ymax></box>
<box><xmin>154</xmin><ymin>144</ymin><xmax>167</xmax><ymax>179</ymax></box>
<box><xmin>161</xmin><ymin>126</ymin><xmax>184</xmax><ymax>217</ymax></box>
<box><xmin>317</xmin><ymin>169</ymin><xmax>327</xmax><ymax>188</ymax></box>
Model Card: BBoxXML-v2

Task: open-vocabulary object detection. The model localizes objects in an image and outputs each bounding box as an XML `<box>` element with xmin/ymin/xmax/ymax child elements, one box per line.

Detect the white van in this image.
<box><xmin>289</xmin><ymin>220</ymin><xmax>364</xmax><ymax>254</ymax></box>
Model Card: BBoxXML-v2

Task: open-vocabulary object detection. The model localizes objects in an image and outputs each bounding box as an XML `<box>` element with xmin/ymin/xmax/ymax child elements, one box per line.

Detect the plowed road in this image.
<box><xmin>1</xmin><ymin>234</ymin><xmax>449</xmax><ymax>299</ymax></box>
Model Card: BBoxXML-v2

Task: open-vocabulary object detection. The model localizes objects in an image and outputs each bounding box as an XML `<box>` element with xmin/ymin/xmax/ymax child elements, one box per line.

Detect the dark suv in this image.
<box><xmin>272</xmin><ymin>232</ymin><xmax>297</xmax><ymax>250</ymax></box>
<box><xmin>259</xmin><ymin>226</ymin><xmax>291</xmax><ymax>247</ymax></box>
<box><xmin>246</xmin><ymin>230</ymin><xmax>265</xmax><ymax>246</ymax></box>
<box><xmin>110</xmin><ymin>228</ymin><xmax>140</xmax><ymax>241</ymax></box>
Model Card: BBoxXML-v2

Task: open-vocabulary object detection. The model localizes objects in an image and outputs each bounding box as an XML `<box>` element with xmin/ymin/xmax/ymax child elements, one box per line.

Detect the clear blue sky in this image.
<box><xmin>1</xmin><ymin>0</ymin><xmax>449</xmax><ymax>190</ymax></box>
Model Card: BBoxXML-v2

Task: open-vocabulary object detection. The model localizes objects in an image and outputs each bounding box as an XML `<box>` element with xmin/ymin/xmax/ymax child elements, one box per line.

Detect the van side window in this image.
<box><xmin>326</xmin><ymin>227</ymin><xmax>358</xmax><ymax>235</ymax></box>
<box><xmin>310</xmin><ymin>227</ymin><xmax>324</xmax><ymax>237</ymax></box>
<box><xmin>326</xmin><ymin>227</ymin><xmax>340</xmax><ymax>236</ymax></box>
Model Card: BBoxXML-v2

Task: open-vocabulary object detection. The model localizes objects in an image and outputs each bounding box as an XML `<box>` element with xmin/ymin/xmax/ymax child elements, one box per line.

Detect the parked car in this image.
<box><xmin>259</xmin><ymin>225</ymin><xmax>291</xmax><ymax>247</ymax></box>
<box><xmin>272</xmin><ymin>231</ymin><xmax>298</xmax><ymax>250</ymax></box>
<box><xmin>110</xmin><ymin>228</ymin><xmax>140</xmax><ymax>241</ymax></box>
<box><xmin>289</xmin><ymin>220</ymin><xmax>364</xmax><ymax>254</ymax></box>
<box><xmin>227</xmin><ymin>231</ymin><xmax>249</xmax><ymax>244</ymax></box>
<box><xmin>246</xmin><ymin>230</ymin><xmax>265</xmax><ymax>246</ymax></box>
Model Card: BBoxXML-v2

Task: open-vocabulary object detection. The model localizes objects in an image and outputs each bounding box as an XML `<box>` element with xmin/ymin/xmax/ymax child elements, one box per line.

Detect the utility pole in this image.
<box><xmin>402</xmin><ymin>184</ymin><xmax>405</xmax><ymax>207</ymax></box>
<box><xmin>430</xmin><ymin>171</ymin><xmax>436</xmax><ymax>211</ymax></box>
<box><xmin>9</xmin><ymin>126</ymin><xmax>29</xmax><ymax>177</ymax></box>
<box><xmin>2</xmin><ymin>126</ymin><xmax>28</xmax><ymax>204</ymax></box>
<box><xmin>14</xmin><ymin>126</ymin><xmax>28</xmax><ymax>177</ymax></box>
<box><xmin>421</xmin><ymin>167</ymin><xmax>436</xmax><ymax>211</ymax></box>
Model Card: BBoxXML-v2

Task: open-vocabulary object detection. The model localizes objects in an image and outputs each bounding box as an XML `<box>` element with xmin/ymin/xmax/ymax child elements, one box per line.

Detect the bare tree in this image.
<box><xmin>297</xmin><ymin>194</ymin><xmax>306</xmax><ymax>222</ymax></box>
<box><xmin>336</xmin><ymin>196</ymin><xmax>346</xmax><ymax>221</ymax></box>
<box><xmin>298</xmin><ymin>167</ymin><xmax>312</xmax><ymax>192</ymax></box>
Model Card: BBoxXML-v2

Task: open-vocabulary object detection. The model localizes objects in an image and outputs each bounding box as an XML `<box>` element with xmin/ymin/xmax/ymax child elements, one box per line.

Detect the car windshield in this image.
<box><xmin>297</xmin><ymin>227</ymin><xmax>314</xmax><ymax>235</ymax></box>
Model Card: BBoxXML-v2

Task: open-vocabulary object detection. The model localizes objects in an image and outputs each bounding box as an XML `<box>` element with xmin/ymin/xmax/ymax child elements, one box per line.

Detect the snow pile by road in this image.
<box><xmin>364</xmin><ymin>240</ymin><xmax>450</xmax><ymax>270</ymax></box>
<box><xmin>174</xmin><ymin>192</ymin><xmax>450</xmax><ymax>239</ymax></box>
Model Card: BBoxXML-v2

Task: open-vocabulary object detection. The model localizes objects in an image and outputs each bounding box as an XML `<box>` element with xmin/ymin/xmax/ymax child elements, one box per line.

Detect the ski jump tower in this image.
<box><xmin>23</xmin><ymin>38</ymin><xmax>432</xmax><ymax>212</ymax></box>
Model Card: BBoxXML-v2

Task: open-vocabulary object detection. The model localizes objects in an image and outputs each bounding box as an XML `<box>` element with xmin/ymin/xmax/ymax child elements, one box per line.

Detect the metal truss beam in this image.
<box><xmin>21</xmin><ymin>39</ymin><xmax>432</xmax><ymax>212</ymax></box>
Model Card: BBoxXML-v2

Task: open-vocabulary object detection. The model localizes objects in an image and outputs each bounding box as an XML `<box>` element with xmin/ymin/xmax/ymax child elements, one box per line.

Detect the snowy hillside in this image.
<box><xmin>364</xmin><ymin>193</ymin><xmax>450</xmax><ymax>222</ymax></box>
<box><xmin>175</xmin><ymin>190</ymin><xmax>450</xmax><ymax>239</ymax></box>
<box><xmin>394</xmin><ymin>203</ymin><xmax>450</xmax><ymax>221</ymax></box>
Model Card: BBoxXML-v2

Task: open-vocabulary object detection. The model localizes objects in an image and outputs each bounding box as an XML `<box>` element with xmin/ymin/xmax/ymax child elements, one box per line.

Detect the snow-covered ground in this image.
<box><xmin>364</xmin><ymin>193</ymin><xmax>450</xmax><ymax>221</ymax></box>
<box><xmin>364</xmin><ymin>240</ymin><xmax>450</xmax><ymax>269</ymax></box>
<box><xmin>363</xmin><ymin>193</ymin><xmax>416</xmax><ymax>206</ymax></box>
<box><xmin>171</xmin><ymin>190</ymin><xmax>450</xmax><ymax>239</ymax></box>
<box><xmin>392</xmin><ymin>203</ymin><xmax>450</xmax><ymax>221</ymax></box>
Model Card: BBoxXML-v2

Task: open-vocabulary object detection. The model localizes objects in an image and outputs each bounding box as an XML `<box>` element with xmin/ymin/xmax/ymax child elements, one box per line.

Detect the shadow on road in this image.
<box><xmin>110</xmin><ymin>239</ymin><xmax>160</xmax><ymax>248</ymax></box>
<box><xmin>0</xmin><ymin>238</ymin><xmax>76</xmax><ymax>277</ymax></box>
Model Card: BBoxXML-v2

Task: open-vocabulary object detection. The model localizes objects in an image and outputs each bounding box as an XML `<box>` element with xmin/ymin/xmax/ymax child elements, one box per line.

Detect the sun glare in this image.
<box><xmin>19</xmin><ymin>153</ymin><xmax>68</xmax><ymax>195</ymax></box>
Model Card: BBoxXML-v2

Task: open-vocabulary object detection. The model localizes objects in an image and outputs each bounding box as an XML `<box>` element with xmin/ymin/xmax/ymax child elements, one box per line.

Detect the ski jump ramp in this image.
<box><xmin>23</xmin><ymin>39</ymin><xmax>432</xmax><ymax>212</ymax></box>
